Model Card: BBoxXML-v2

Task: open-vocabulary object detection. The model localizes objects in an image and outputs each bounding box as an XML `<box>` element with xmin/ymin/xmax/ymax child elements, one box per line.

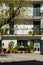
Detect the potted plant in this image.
<box><xmin>28</xmin><ymin>31</ymin><xmax>33</xmax><ymax>35</ymax></box>
<box><xmin>0</xmin><ymin>28</ymin><xmax>4</xmax><ymax>35</ymax></box>
<box><xmin>29</xmin><ymin>41</ymin><xmax>34</xmax><ymax>53</ymax></box>
<box><xmin>8</xmin><ymin>41</ymin><xmax>14</xmax><ymax>53</ymax></box>
<box><xmin>41</xmin><ymin>31</ymin><xmax>43</xmax><ymax>35</ymax></box>
<box><xmin>14</xmin><ymin>47</ymin><xmax>18</xmax><ymax>53</ymax></box>
<box><xmin>27</xmin><ymin>41</ymin><xmax>34</xmax><ymax>53</ymax></box>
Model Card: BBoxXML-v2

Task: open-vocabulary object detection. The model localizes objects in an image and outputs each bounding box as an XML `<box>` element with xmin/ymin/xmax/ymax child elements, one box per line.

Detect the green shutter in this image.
<box><xmin>33</xmin><ymin>7</ymin><xmax>40</xmax><ymax>16</ymax></box>
<box><xmin>9</xmin><ymin>22</ymin><xmax>14</xmax><ymax>34</ymax></box>
<box><xmin>40</xmin><ymin>40</ymin><xmax>43</xmax><ymax>53</ymax></box>
<box><xmin>33</xmin><ymin>22</ymin><xmax>40</xmax><ymax>35</ymax></box>
<box><xmin>36</xmin><ymin>7</ymin><xmax>40</xmax><ymax>16</ymax></box>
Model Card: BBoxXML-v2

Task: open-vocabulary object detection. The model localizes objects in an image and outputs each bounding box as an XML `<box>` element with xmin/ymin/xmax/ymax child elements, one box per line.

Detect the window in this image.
<box><xmin>33</xmin><ymin>21</ymin><xmax>40</xmax><ymax>35</ymax></box>
<box><xmin>33</xmin><ymin>3</ymin><xmax>40</xmax><ymax>16</ymax></box>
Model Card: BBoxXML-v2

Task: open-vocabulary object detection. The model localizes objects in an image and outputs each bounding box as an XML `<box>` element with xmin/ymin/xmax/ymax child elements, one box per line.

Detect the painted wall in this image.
<box><xmin>14</xmin><ymin>22</ymin><xmax>33</xmax><ymax>35</ymax></box>
<box><xmin>2</xmin><ymin>40</ymin><xmax>17</xmax><ymax>49</ymax></box>
<box><xmin>40</xmin><ymin>4</ymin><xmax>43</xmax><ymax>15</ymax></box>
<box><xmin>28</xmin><ymin>41</ymin><xmax>30</xmax><ymax>46</ymax></box>
<box><xmin>41</xmin><ymin>19</ymin><xmax>43</xmax><ymax>28</ymax></box>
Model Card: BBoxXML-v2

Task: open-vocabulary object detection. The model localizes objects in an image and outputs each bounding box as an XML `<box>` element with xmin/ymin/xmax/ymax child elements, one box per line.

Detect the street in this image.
<box><xmin>0</xmin><ymin>53</ymin><xmax>43</xmax><ymax>62</ymax></box>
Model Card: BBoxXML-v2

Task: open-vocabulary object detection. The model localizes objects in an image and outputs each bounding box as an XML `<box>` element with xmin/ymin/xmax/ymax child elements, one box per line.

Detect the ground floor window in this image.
<box><xmin>17</xmin><ymin>40</ymin><xmax>28</xmax><ymax>47</ymax></box>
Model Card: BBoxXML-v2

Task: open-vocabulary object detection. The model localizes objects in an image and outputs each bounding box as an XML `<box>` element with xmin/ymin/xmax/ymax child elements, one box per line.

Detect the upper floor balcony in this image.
<box><xmin>2</xmin><ymin>34</ymin><xmax>42</xmax><ymax>40</ymax></box>
<box><xmin>14</xmin><ymin>8</ymin><xmax>43</xmax><ymax>20</ymax></box>
<box><xmin>2</xmin><ymin>27</ymin><xmax>42</xmax><ymax>40</ymax></box>
<box><xmin>24</xmin><ymin>0</ymin><xmax>43</xmax><ymax>2</ymax></box>
<box><xmin>16</xmin><ymin>0</ymin><xmax>43</xmax><ymax>3</ymax></box>
<box><xmin>15</xmin><ymin>16</ymin><xmax>43</xmax><ymax>21</ymax></box>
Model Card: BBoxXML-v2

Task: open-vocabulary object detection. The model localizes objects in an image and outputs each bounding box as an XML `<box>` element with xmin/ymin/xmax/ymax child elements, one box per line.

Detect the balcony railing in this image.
<box><xmin>24</xmin><ymin>0</ymin><xmax>43</xmax><ymax>2</ymax></box>
<box><xmin>3</xmin><ymin>27</ymin><xmax>41</xmax><ymax>35</ymax></box>
<box><xmin>15</xmin><ymin>15</ymin><xmax>43</xmax><ymax>20</ymax></box>
<box><xmin>2</xmin><ymin>34</ymin><xmax>42</xmax><ymax>40</ymax></box>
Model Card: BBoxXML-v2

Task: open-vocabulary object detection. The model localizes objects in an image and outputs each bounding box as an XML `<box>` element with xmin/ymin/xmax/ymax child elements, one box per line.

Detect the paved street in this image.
<box><xmin>0</xmin><ymin>53</ymin><xmax>43</xmax><ymax>62</ymax></box>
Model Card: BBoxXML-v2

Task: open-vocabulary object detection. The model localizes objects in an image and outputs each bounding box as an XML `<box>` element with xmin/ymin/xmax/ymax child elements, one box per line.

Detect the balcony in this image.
<box><xmin>26</xmin><ymin>16</ymin><xmax>42</xmax><ymax>20</ymax></box>
<box><xmin>17</xmin><ymin>0</ymin><xmax>43</xmax><ymax>2</ymax></box>
<box><xmin>2</xmin><ymin>34</ymin><xmax>42</xmax><ymax>40</ymax></box>
<box><xmin>24</xmin><ymin>0</ymin><xmax>43</xmax><ymax>2</ymax></box>
<box><xmin>15</xmin><ymin>16</ymin><xmax>43</xmax><ymax>21</ymax></box>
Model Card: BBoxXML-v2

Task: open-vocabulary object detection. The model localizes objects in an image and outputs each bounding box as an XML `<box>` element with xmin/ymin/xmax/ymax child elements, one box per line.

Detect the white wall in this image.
<box><xmin>41</xmin><ymin>4</ymin><xmax>43</xmax><ymax>28</ymax></box>
<box><xmin>41</xmin><ymin>19</ymin><xmax>43</xmax><ymax>28</ymax></box>
<box><xmin>2</xmin><ymin>22</ymin><xmax>33</xmax><ymax>35</ymax></box>
<box><xmin>2</xmin><ymin>40</ymin><xmax>17</xmax><ymax>49</ymax></box>
<box><xmin>28</xmin><ymin>41</ymin><xmax>30</xmax><ymax>46</ymax></box>
<box><xmin>41</xmin><ymin>37</ymin><xmax>43</xmax><ymax>40</ymax></box>
<box><xmin>14</xmin><ymin>22</ymin><xmax>33</xmax><ymax>35</ymax></box>
<box><xmin>40</xmin><ymin>4</ymin><xmax>43</xmax><ymax>14</ymax></box>
<box><xmin>40</xmin><ymin>4</ymin><xmax>43</xmax><ymax>28</ymax></box>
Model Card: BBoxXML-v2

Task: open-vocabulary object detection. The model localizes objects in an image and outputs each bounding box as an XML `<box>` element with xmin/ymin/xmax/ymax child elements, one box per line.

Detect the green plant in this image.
<box><xmin>8</xmin><ymin>41</ymin><xmax>14</xmax><ymax>49</ymax></box>
<box><xmin>17</xmin><ymin>43</ymin><xmax>20</xmax><ymax>47</ymax></box>
<box><xmin>27</xmin><ymin>41</ymin><xmax>34</xmax><ymax>53</ymax></box>
<box><xmin>4</xmin><ymin>28</ymin><xmax>9</xmax><ymax>35</ymax></box>
<box><xmin>25</xmin><ymin>49</ymin><xmax>28</xmax><ymax>53</ymax></box>
<box><xmin>0</xmin><ymin>28</ymin><xmax>4</xmax><ymax>34</ymax></box>
<box><xmin>8</xmin><ymin>41</ymin><xmax>14</xmax><ymax>53</ymax></box>
<box><xmin>28</xmin><ymin>31</ymin><xmax>33</xmax><ymax>35</ymax></box>
<box><xmin>14</xmin><ymin>48</ymin><xmax>18</xmax><ymax>53</ymax></box>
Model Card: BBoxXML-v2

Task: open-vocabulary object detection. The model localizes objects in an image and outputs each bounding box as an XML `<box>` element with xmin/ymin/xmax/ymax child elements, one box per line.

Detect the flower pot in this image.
<box><xmin>30</xmin><ymin>50</ymin><xmax>33</xmax><ymax>53</ymax></box>
<box><xmin>41</xmin><ymin>32</ymin><xmax>43</xmax><ymax>35</ymax></box>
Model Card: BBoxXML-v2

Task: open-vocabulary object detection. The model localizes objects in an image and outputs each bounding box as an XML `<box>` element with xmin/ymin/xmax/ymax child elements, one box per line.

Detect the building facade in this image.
<box><xmin>0</xmin><ymin>0</ymin><xmax>43</xmax><ymax>53</ymax></box>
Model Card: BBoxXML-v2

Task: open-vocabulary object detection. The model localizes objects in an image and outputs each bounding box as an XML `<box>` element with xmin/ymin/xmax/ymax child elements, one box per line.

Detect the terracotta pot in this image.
<box><xmin>41</xmin><ymin>32</ymin><xmax>43</xmax><ymax>35</ymax></box>
<box><xmin>30</xmin><ymin>50</ymin><xmax>33</xmax><ymax>53</ymax></box>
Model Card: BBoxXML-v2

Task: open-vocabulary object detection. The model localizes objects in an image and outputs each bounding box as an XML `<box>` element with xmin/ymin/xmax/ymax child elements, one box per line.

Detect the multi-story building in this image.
<box><xmin>0</xmin><ymin>0</ymin><xmax>43</xmax><ymax>53</ymax></box>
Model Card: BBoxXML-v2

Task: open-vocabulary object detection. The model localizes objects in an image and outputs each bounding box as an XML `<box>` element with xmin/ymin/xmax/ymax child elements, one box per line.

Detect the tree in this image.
<box><xmin>0</xmin><ymin>0</ymin><xmax>24</xmax><ymax>52</ymax></box>
<box><xmin>0</xmin><ymin>0</ymin><xmax>24</xmax><ymax>28</ymax></box>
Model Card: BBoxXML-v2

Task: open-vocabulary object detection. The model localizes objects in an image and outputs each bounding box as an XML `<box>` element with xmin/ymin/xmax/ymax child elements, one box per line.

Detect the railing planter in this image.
<box><xmin>28</xmin><ymin>31</ymin><xmax>33</xmax><ymax>35</ymax></box>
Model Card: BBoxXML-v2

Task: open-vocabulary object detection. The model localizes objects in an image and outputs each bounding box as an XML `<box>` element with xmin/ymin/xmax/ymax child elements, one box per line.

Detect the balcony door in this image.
<box><xmin>34</xmin><ymin>40</ymin><xmax>40</xmax><ymax>53</ymax></box>
<box><xmin>33</xmin><ymin>3</ymin><xmax>40</xmax><ymax>16</ymax></box>
<box><xmin>33</xmin><ymin>21</ymin><xmax>40</xmax><ymax>35</ymax></box>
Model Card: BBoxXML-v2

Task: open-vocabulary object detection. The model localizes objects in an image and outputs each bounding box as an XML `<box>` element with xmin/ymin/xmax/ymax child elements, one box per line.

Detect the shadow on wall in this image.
<box><xmin>0</xmin><ymin>60</ymin><xmax>43</xmax><ymax>65</ymax></box>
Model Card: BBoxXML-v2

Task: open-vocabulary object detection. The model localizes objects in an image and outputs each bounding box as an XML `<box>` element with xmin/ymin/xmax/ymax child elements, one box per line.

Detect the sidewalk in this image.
<box><xmin>0</xmin><ymin>53</ymin><xmax>43</xmax><ymax>62</ymax></box>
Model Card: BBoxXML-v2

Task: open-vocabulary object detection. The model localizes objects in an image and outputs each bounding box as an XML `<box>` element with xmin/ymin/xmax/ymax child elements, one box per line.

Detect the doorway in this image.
<box><xmin>34</xmin><ymin>40</ymin><xmax>40</xmax><ymax>53</ymax></box>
